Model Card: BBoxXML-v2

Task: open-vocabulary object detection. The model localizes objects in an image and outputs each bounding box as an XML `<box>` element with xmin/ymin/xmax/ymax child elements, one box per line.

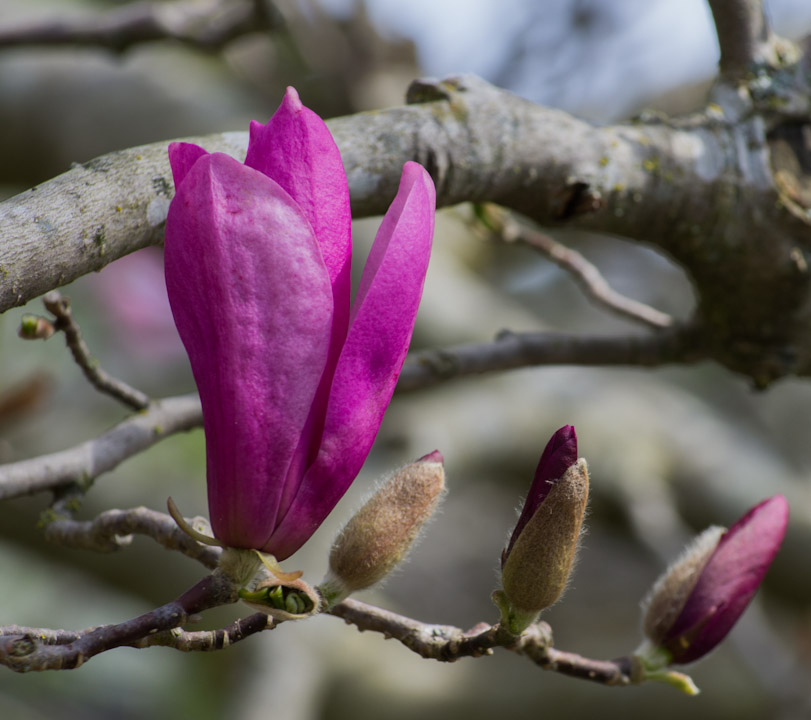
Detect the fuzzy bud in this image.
<box><xmin>638</xmin><ymin>495</ymin><xmax>788</xmax><ymax>667</ymax></box>
<box><xmin>496</xmin><ymin>426</ymin><xmax>588</xmax><ymax>634</ymax></box>
<box><xmin>320</xmin><ymin>451</ymin><xmax>446</xmax><ymax>607</ymax></box>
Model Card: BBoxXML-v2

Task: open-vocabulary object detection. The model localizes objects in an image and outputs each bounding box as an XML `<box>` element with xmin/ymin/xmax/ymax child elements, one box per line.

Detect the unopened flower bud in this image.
<box><xmin>320</xmin><ymin>451</ymin><xmax>446</xmax><ymax>607</ymax></box>
<box><xmin>636</xmin><ymin>495</ymin><xmax>788</xmax><ymax>671</ymax></box>
<box><xmin>496</xmin><ymin>426</ymin><xmax>588</xmax><ymax>635</ymax></box>
<box><xmin>18</xmin><ymin>315</ymin><xmax>55</xmax><ymax>340</ymax></box>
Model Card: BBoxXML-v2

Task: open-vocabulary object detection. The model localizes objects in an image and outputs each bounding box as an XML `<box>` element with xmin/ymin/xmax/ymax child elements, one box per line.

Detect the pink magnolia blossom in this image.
<box><xmin>164</xmin><ymin>87</ymin><xmax>435</xmax><ymax>560</ymax></box>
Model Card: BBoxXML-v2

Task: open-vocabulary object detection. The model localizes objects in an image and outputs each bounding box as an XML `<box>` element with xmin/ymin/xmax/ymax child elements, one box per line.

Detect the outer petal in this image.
<box><xmin>266</xmin><ymin>162</ymin><xmax>436</xmax><ymax>559</ymax></box>
<box><xmin>245</xmin><ymin>86</ymin><xmax>352</xmax><ymax>336</ymax></box>
<box><xmin>164</xmin><ymin>152</ymin><xmax>333</xmax><ymax>549</ymax></box>
<box><xmin>665</xmin><ymin>495</ymin><xmax>789</xmax><ymax>663</ymax></box>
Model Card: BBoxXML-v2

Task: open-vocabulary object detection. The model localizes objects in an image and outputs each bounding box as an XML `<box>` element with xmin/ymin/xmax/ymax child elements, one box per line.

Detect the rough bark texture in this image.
<box><xmin>2</xmin><ymin>65</ymin><xmax>810</xmax><ymax>385</ymax></box>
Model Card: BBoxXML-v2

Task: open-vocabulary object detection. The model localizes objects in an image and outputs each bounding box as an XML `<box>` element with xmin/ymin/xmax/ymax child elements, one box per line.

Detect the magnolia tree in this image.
<box><xmin>0</xmin><ymin>0</ymin><xmax>805</xmax><ymax>704</ymax></box>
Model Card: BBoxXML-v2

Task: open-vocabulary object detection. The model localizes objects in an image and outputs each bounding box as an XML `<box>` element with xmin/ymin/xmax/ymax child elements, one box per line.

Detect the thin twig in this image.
<box><xmin>1</xmin><ymin>592</ymin><xmax>633</xmax><ymax>683</ymax></box>
<box><xmin>492</xmin><ymin>211</ymin><xmax>673</xmax><ymax>329</ymax></box>
<box><xmin>42</xmin><ymin>506</ymin><xmax>221</xmax><ymax>570</ymax></box>
<box><xmin>328</xmin><ymin>599</ymin><xmax>632</xmax><ymax>686</ymax></box>
<box><xmin>0</xmin><ymin>571</ymin><xmax>239</xmax><ymax>672</ymax></box>
<box><xmin>0</xmin><ymin>0</ymin><xmax>284</xmax><ymax>53</ymax></box>
<box><xmin>0</xmin><ymin>325</ymin><xmax>706</xmax><ymax>500</ymax></box>
<box><xmin>398</xmin><ymin>324</ymin><xmax>706</xmax><ymax>391</ymax></box>
<box><xmin>707</xmin><ymin>0</ymin><xmax>773</xmax><ymax>78</ymax></box>
<box><xmin>0</xmin><ymin>393</ymin><xmax>201</xmax><ymax>501</ymax></box>
<box><xmin>136</xmin><ymin>612</ymin><xmax>271</xmax><ymax>651</ymax></box>
<box><xmin>0</xmin><ymin>612</ymin><xmax>271</xmax><ymax>655</ymax></box>
<box><xmin>43</xmin><ymin>291</ymin><xmax>150</xmax><ymax>411</ymax></box>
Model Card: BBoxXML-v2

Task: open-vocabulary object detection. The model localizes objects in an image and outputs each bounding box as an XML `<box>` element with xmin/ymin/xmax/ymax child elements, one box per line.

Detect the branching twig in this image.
<box><xmin>0</xmin><ymin>393</ymin><xmax>201</xmax><ymax>501</ymax></box>
<box><xmin>0</xmin><ymin>612</ymin><xmax>271</xmax><ymax>655</ymax></box>
<box><xmin>487</xmin><ymin>208</ymin><xmax>674</xmax><ymax>329</ymax></box>
<box><xmin>43</xmin><ymin>291</ymin><xmax>150</xmax><ymax>411</ymax></box>
<box><xmin>0</xmin><ymin>325</ymin><xmax>708</xmax><ymax>500</ymax></box>
<box><xmin>398</xmin><ymin>325</ymin><xmax>707</xmax><ymax>391</ymax></box>
<box><xmin>328</xmin><ymin>599</ymin><xmax>632</xmax><ymax>686</ymax></box>
<box><xmin>0</xmin><ymin>570</ymin><xmax>239</xmax><ymax>672</ymax></box>
<box><xmin>42</xmin><ymin>506</ymin><xmax>220</xmax><ymax>570</ymax></box>
<box><xmin>0</xmin><ymin>590</ymin><xmax>632</xmax><ymax>681</ymax></box>
<box><xmin>0</xmin><ymin>0</ymin><xmax>283</xmax><ymax>53</ymax></box>
<box><xmin>136</xmin><ymin>612</ymin><xmax>271</xmax><ymax>651</ymax></box>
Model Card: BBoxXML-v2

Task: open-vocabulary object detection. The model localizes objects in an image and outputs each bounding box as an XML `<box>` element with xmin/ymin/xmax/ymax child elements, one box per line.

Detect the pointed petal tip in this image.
<box><xmin>400</xmin><ymin>161</ymin><xmax>437</xmax><ymax>199</ymax></box>
<box><xmin>731</xmin><ymin>494</ymin><xmax>789</xmax><ymax>539</ymax></box>
<box><xmin>418</xmin><ymin>449</ymin><xmax>444</xmax><ymax>465</ymax></box>
<box><xmin>282</xmin><ymin>86</ymin><xmax>303</xmax><ymax>113</ymax></box>
<box><xmin>402</xmin><ymin>160</ymin><xmax>429</xmax><ymax>178</ymax></box>
<box><xmin>537</xmin><ymin>425</ymin><xmax>578</xmax><ymax>483</ymax></box>
<box><xmin>553</xmin><ymin>424</ymin><xmax>577</xmax><ymax>445</ymax></box>
<box><xmin>762</xmin><ymin>493</ymin><xmax>789</xmax><ymax>517</ymax></box>
<box><xmin>167</xmin><ymin>142</ymin><xmax>208</xmax><ymax>189</ymax></box>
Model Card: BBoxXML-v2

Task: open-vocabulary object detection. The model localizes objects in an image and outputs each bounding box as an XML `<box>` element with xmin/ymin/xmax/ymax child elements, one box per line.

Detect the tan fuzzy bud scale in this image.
<box><xmin>322</xmin><ymin>452</ymin><xmax>446</xmax><ymax>606</ymax></box>
<box><xmin>642</xmin><ymin>525</ymin><xmax>724</xmax><ymax>645</ymax></box>
<box><xmin>501</xmin><ymin>460</ymin><xmax>589</xmax><ymax>617</ymax></box>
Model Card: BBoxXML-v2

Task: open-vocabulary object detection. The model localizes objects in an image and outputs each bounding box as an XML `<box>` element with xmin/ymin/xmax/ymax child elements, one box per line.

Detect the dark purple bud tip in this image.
<box><xmin>661</xmin><ymin>495</ymin><xmax>789</xmax><ymax>664</ymax></box>
<box><xmin>502</xmin><ymin>426</ymin><xmax>578</xmax><ymax>565</ymax></box>
<box><xmin>418</xmin><ymin>450</ymin><xmax>444</xmax><ymax>464</ymax></box>
<box><xmin>536</xmin><ymin>425</ymin><xmax>577</xmax><ymax>485</ymax></box>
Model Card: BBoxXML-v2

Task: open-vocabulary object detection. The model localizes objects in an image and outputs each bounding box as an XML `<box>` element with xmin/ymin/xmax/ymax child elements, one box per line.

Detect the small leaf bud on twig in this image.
<box><xmin>18</xmin><ymin>315</ymin><xmax>55</xmax><ymax>340</ymax></box>
<box><xmin>239</xmin><ymin>575</ymin><xmax>320</xmax><ymax>622</ymax></box>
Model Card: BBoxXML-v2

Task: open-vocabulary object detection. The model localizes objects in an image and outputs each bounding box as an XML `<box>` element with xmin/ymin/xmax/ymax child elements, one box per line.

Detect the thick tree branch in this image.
<box><xmin>0</xmin><ymin>393</ymin><xmax>200</xmax><ymax>501</ymax></box>
<box><xmin>42</xmin><ymin>291</ymin><xmax>150</xmax><ymax>411</ymax></box>
<box><xmin>0</xmin><ymin>0</ymin><xmax>283</xmax><ymax>53</ymax></box>
<box><xmin>328</xmin><ymin>599</ymin><xmax>632</xmax><ymax>686</ymax></box>
<box><xmin>2</xmin><ymin>71</ymin><xmax>810</xmax><ymax>383</ymax></box>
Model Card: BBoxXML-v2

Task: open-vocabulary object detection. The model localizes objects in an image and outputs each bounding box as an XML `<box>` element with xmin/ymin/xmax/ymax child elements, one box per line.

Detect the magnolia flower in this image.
<box><xmin>640</xmin><ymin>494</ymin><xmax>789</xmax><ymax>666</ymax></box>
<box><xmin>496</xmin><ymin>425</ymin><xmax>589</xmax><ymax>634</ymax></box>
<box><xmin>164</xmin><ymin>87</ymin><xmax>435</xmax><ymax>560</ymax></box>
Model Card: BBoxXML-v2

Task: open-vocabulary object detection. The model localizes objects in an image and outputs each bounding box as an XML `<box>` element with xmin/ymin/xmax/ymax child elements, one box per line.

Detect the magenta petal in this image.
<box><xmin>245</xmin><ymin>87</ymin><xmax>352</xmax><ymax>338</ymax></box>
<box><xmin>168</xmin><ymin>142</ymin><xmax>209</xmax><ymax>188</ymax></box>
<box><xmin>164</xmin><ymin>152</ymin><xmax>333</xmax><ymax>549</ymax></box>
<box><xmin>265</xmin><ymin>162</ymin><xmax>436</xmax><ymax>560</ymax></box>
<box><xmin>665</xmin><ymin>495</ymin><xmax>789</xmax><ymax>664</ymax></box>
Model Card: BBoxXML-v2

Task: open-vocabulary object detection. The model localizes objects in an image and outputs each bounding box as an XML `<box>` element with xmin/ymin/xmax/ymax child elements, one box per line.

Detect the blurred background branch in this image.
<box><xmin>0</xmin><ymin>0</ymin><xmax>284</xmax><ymax>53</ymax></box>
